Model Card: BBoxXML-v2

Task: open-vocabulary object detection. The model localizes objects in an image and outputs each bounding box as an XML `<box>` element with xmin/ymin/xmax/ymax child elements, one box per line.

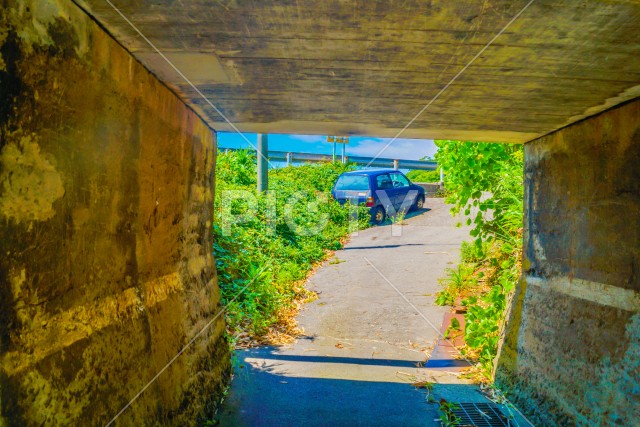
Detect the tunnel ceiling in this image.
<box><xmin>75</xmin><ymin>0</ymin><xmax>640</xmax><ymax>143</ymax></box>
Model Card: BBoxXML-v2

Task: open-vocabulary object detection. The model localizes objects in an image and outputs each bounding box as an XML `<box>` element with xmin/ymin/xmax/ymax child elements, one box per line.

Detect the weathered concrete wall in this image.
<box><xmin>496</xmin><ymin>99</ymin><xmax>640</xmax><ymax>426</ymax></box>
<box><xmin>0</xmin><ymin>1</ymin><xmax>228</xmax><ymax>425</ymax></box>
<box><xmin>415</xmin><ymin>182</ymin><xmax>444</xmax><ymax>197</ymax></box>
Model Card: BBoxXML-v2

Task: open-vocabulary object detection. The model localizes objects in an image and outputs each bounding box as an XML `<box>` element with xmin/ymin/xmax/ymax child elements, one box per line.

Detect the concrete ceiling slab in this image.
<box><xmin>75</xmin><ymin>0</ymin><xmax>640</xmax><ymax>143</ymax></box>
<box><xmin>135</xmin><ymin>52</ymin><xmax>235</xmax><ymax>85</ymax></box>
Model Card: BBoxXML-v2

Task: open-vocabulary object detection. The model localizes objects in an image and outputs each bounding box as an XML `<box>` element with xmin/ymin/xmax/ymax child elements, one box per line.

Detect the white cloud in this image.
<box><xmin>347</xmin><ymin>138</ymin><xmax>436</xmax><ymax>160</ymax></box>
<box><xmin>289</xmin><ymin>134</ymin><xmax>327</xmax><ymax>144</ymax></box>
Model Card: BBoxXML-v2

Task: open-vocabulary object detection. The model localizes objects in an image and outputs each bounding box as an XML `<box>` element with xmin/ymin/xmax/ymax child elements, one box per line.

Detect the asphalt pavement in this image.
<box><xmin>214</xmin><ymin>198</ymin><xmax>527</xmax><ymax>426</ymax></box>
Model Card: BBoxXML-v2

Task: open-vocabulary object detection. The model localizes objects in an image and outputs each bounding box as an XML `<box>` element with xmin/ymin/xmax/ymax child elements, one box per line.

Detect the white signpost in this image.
<box><xmin>327</xmin><ymin>136</ymin><xmax>349</xmax><ymax>163</ymax></box>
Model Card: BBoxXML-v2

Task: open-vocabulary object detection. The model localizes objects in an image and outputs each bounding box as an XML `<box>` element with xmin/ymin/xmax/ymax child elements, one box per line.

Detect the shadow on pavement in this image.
<box><xmin>343</xmin><ymin>243</ymin><xmax>426</xmax><ymax>250</ymax></box>
<box><xmin>403</xmin><ymin>207</ymin><xmax>431</xmax><ymax>220</ymax></box>
<box><xmin>213</xmin><ymin>350</ymin><xmax>492</xmax><ymax>427</ymax></box>
<box><xmin>238</xmin><ymin>351</ymin><xmax>423</xmax><ymax>368</ymax></box>
<box><xmin>373</xmin><ymin>207</ymin><xmax>432</xmax><ymax>227</ymax></box>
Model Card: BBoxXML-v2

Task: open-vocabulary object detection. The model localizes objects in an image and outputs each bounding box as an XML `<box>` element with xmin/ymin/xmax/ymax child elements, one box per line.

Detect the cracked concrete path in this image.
<box><xmin>215</xmin><ymin>199</ymin><xmax>521</xmax><ymax>426</ymax></box>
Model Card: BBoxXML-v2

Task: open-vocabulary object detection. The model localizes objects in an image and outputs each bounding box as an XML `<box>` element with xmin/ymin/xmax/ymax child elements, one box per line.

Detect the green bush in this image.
<box><xmin>459</xmin><ymin>240</ymin><xmax>491</xmax><ymax>264</ymax></box>
<box><xmin>434</xmin><ymin>140</ymin><xmax>523</xmax><ymax>377</ymax></box>
<box><xmin>213</xmin><ymin>151</ymin><xmax>370</xmax><ymax>337</ymax></box>
<box><xmin>406</xmin><ymin>169</ymin><xmax>440</xmax><ymax>183</ymax></box>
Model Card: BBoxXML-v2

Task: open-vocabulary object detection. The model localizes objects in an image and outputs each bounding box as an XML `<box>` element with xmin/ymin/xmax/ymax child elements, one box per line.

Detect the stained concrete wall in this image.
<box><xmin>0</xmin><ymin>1</ymin><xmax>228</xmax><ymax>425</ymax></box>
<box><xmin>496</xmin><ymin>99</ymin><xmax>640</xmax><ymax>426</ymax></box>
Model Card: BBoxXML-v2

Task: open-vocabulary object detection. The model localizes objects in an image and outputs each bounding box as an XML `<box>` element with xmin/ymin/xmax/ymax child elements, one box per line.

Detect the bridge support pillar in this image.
<box><xmin>0</xmin><ymin>1</ymin><xmax>229</xmax><ymax>424</ymax></box>
<box><xmin>496</xmin><ymin>99</ymin><xmax>640</xmax><ymax>426</ymax></box>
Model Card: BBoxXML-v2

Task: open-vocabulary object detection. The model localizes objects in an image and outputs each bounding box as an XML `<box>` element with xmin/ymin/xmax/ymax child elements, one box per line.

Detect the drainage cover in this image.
<box><xmin>450</xmin><ymin>402</ymin><xmax>512</xmax><ymax>427</ymax></box>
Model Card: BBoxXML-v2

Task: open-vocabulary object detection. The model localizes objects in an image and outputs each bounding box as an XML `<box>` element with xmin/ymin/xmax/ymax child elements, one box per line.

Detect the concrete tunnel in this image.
<box><xmin>0</xmin><ymin>0</ymin><xmax>638</xmax><ymax>425</ymax></box>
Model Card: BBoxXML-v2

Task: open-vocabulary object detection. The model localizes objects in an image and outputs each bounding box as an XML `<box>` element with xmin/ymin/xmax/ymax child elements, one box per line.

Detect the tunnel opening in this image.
<box><xmin>211</xmin><ymin>133</ymin><xmax>529</xmax><ymax>425</ymax></box>
<box><xmin>1</xmin><ymin>0</ymin><xmax>639</xmax><ymax>426</ymax></box>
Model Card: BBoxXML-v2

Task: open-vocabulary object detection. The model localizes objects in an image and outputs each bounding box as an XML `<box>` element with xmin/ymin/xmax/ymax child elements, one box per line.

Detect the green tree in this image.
<box><xmin>435</xmin><ymin>140</ymin><xmax>523</xmax><ymax>246</ymax></box>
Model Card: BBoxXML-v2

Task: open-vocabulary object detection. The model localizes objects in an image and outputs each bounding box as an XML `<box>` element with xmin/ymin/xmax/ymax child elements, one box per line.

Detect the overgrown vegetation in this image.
<box><xmin>434</xmin><ymin>140</ymin><xmax>524</xmax><ymax>379</ymax></box>
<box><xmin>213</xmin><ymin>150</ymin><xmax>370</xmax><ymax>345</ymax></box>
<box><xmin>406</xmin><ymin>169</ymin><xmax>440</xmax><ymax>183</ymax></box>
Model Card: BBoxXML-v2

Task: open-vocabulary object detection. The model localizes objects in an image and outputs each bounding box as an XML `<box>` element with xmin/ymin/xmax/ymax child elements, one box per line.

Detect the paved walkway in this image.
<box><xmin>215</xmin><ymin>199</ymin><xmax>525</xmax><ymax>426</ymax></box>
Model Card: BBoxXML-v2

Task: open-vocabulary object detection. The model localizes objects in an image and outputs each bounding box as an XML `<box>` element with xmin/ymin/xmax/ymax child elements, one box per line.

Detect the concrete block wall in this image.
<box><xmin>414</xmin><ymin>182</ymin><xmax>444</xmax><ymax>197</ymax></box>
<box><xmin>0</xmin><ymin>1</ymin><xmax>228</xmax><ymax>425</ymax></box>
<box><xmin>496</xmin><ymin>99</ymin><xmax>640</xmax><ymax>425</ymax></box>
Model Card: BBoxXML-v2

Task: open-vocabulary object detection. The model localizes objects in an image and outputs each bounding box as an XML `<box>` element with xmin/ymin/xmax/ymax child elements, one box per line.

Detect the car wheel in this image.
<box><xmin>371</xmin><ymin>206</ymin><xmax>386</xmax><ymax>225</ymax></box>
<box><xmin>412</xmin><ymin>195</ymin><xmax>425</xmax><ymax>211</ymax></box>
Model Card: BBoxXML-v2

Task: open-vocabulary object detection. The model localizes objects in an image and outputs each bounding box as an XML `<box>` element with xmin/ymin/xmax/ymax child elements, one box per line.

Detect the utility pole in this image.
<box><xmin>257</xmin><ymin>134</ymin><xmax>268</xmax><ymax>193</ymax></box>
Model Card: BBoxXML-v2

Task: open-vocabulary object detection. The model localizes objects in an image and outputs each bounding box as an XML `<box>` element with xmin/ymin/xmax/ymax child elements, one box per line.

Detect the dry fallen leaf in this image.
<box><xmin>335</xmin><ymin>343</ymin><xmax>344</xmax><ymax>349</ymax></box>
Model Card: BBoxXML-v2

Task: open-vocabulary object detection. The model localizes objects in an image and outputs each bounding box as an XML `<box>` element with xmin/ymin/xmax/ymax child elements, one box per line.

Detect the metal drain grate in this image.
<box><xmin>450</xmin><ymin>402</ymin><xmax>511</xmax><ymax>427</ymax></box>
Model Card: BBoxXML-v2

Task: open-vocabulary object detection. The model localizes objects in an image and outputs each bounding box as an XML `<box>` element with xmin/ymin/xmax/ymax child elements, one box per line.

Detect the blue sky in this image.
<box><xmin>218</xmin><ymin>133</ymin><xmax>437</xmax><ymax>160</ymax></box>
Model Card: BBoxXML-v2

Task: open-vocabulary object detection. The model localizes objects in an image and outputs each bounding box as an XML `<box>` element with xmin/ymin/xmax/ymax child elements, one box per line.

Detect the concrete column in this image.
<box><xmin>332</xmin><ymin>141</ymin><xmax>336</xmax><ymax>162</ymax></box>
<box><xmin>439</xmin><ymin>167</ymin><xmax>444</xmax><ymax>183</ymax></box>
<box><xmin>341</xmin><ymin>143</ymin><xmax>346</xmax><ymax>164</ymax></box>
<box><xmin>286</xmin><ymin>152</ymin><xmax>292</xmax><ymax>166</ymax></box>
<box><xmin>257</xmin><ymin>133</ymin><xmax>268</xmax><ymax>192</ymax></box>
<box><xmin>496</xmin><ymin>99</ymin><xmax>640</xmax><ymax>426</ymax></box>
<box><xmin>393</xmin><ymin>159</ymin><xmax>399</xmax><ymax>170</ymax></box>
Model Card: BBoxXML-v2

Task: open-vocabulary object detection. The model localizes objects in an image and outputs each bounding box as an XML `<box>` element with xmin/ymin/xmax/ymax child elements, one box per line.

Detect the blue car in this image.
<box><xmin>331</xmin><ymin>169</ymin><xmax>426</xmax><ymax>224</ymax></box>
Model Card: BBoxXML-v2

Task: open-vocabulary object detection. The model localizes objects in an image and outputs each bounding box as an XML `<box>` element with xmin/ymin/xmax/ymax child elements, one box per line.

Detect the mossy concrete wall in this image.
<box><xmin>496</xmin><ymin>99</ymin><xmax>640</xmax><ymax>426</ymax></box>
<box><xmin>0</xmin><ymin>1</ymin><xmax>228</xmax><ymax>425</ymax></box>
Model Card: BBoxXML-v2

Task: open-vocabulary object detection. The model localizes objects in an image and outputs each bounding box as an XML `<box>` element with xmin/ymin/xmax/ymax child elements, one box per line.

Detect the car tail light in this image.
<box><xmin>365</xmin><ymin>196</ymin><xmax>374</xmax><ymax>207</ymax></box>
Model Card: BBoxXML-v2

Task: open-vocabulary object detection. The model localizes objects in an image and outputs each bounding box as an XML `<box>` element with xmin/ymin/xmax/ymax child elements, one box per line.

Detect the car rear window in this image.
<box><xmin>335</xmin><ymin>174</ymin><xmax>370</xmax><ymax>191</ymax></box>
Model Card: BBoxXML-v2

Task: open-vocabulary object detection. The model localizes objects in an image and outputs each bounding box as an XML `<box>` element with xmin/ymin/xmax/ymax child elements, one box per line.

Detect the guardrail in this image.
<box><xmin>219</xmin><ymin>147</ymin><xmax>437</xmax><ymax>171</ymax></box>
